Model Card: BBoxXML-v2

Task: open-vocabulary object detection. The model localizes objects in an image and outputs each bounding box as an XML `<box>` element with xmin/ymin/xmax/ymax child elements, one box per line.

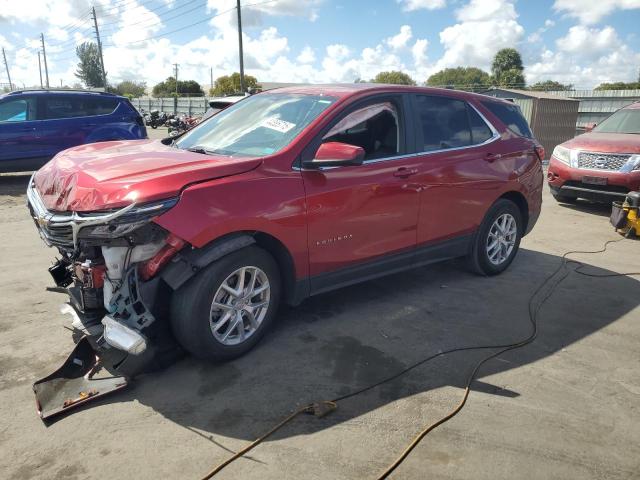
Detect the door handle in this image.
<box><xmin>485</xmin><ymin>153</ymin><xmax>502</xmax><ymax>162</ymax></box>
<box><xmin>394</xmin><ymin>167</ymin><xmax>418</xmax><ymax>178</ymax></box>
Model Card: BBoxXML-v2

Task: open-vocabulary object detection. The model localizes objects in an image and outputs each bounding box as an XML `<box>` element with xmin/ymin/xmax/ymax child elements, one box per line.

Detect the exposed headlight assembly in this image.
<box><xmin>77</xmin><ymin>198</ymin><xmax>178</xmax><ymax>240</ymax></box>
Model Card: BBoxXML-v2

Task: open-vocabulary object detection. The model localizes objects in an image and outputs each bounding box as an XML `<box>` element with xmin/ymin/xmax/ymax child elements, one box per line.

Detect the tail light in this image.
<box><xmin>534</xmin><ymin>146</ymin><xmax>545</xmax><ymax>162</ymax></box>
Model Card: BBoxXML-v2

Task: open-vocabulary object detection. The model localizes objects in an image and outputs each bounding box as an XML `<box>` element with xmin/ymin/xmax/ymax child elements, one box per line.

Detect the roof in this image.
<box><xmin>5</xmin><ymin>88</ymin><xmax>119</xmax><ymax>97</ymax></box>
<box><xmin>483</xmin><ymin>88</ymin><xmax>579</xmax><ymax>101</ymax></box>
<box><xmin>264</xmin><ymin>83</ymin><xmax>510</xmax><ymax>101</ymax></box>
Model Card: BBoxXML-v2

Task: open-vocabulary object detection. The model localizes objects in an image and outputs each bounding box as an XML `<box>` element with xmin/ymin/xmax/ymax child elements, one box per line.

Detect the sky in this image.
<box><xmin>1</xmin><ymin>0</ymin><xmax>639</xmax><ymax>90</ymax></box>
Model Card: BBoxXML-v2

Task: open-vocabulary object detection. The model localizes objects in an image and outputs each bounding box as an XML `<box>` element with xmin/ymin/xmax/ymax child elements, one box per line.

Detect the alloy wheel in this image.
<box><xmin>486</xmin><ymin>213</ymin><xmax>517</xmax><ymax>266</ymax></box>
<box><xmin>209</xmin><ymin>266</ymin><xmax>271</xmax><ymax>346</ymax></box>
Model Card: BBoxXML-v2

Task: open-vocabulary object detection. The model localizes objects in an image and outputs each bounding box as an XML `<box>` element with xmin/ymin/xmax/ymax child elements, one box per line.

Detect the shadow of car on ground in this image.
<box><xmin>80</xmin><ymin>247</ymin><xmax>639</xmax><ymax>444</ymax></box>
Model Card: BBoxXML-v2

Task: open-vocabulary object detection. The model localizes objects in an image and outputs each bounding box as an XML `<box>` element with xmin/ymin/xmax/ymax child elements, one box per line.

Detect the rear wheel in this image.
<box><xmin>468</xmin><ymin>199</ymin><xmax>523</xmax><ymax>276</ymax></box>
<box><xmin>170</xmin><ymin>246</ymin><xmax>281</xmax><ymax>361</ymax></box>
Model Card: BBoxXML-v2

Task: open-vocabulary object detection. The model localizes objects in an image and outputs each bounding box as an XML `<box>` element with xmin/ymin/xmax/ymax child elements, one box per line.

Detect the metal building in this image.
<box><xmin>547</xmin><ymin>89</ymin><xmax>640</xmax><ymax>133</ymax></box>
<box><xmin>481</xmin><ymin>88</ymin><xmax>579</xmax><ymax>159</ymax></box>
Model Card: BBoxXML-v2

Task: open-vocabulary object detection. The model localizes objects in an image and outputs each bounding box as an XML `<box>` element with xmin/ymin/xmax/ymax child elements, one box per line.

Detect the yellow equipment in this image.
<box><xmin>611</xmin><ymin>191</ymin><xmax>640</xmax><ymax>237</ymax></box>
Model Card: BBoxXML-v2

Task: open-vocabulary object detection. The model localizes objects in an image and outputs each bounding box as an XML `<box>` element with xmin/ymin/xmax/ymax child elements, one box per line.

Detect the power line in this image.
<box><xmin>98</xmin><ymin>0</ymin><xmax>202</xmax><ymax>30</ymax></box>
<box><xmin>101</xmin><ymin>0</ymin><xmax>278</xmax><ymax>48</ymax></box>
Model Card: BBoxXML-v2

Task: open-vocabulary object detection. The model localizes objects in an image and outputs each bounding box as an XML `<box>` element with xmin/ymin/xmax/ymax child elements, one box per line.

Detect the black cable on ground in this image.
<box><xmin>200</xmin><ymin>237</ymin><xmax>637</xmax><ymax>480</ymax></box>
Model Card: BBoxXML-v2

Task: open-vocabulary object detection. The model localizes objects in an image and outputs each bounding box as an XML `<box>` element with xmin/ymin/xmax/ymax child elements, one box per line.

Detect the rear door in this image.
<box><xmin>410</xmin><ymin>94</ymin><xmax>505</xmax><ymax>247</ymax></box>
<box><xmin>300</xmin><ymin>94</ymin><xmax>422</xmax><ymax>289</ymax></box>
<box><xmin>0</xmin><ymin>95</ymin><xmax>39</xmax><ymax>166</ymax></box>
<box><xmin>37</xmin><ymin>94</ymin><xmax>119</xmax><ymax>157</ymax></box>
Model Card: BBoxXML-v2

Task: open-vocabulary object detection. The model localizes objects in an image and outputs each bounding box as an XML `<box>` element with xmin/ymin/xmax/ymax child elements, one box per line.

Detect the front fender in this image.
<box><xmin>160</xmin><ymin>233</ymin><xmax>255</xmax><ymax>290</ymax></box>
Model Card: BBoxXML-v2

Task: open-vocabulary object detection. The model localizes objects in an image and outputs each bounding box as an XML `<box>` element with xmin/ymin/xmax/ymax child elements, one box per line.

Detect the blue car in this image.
<box><xmin>0</xmin><ymin>89</ymin><xmax>147</xmax><ymax>172</ymax></box>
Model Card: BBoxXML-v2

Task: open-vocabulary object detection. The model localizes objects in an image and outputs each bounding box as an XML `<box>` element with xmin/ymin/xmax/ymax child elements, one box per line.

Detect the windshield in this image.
<box><xmin>594</xmin><ymin>108</ymin><xmax>640</xmax><ymax>134</ymax></box>
<box><xmin>176</xmin><ymin>93</ymin><xmax>337</xmax><ymax>156</ymax></box>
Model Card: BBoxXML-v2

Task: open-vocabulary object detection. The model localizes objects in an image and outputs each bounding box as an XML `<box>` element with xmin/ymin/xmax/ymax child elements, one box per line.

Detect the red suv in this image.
<box><xmin>548</xmin><ymin>102</ymin><xmax>640</xmax><ymax>203</ymax></box>
<box><xmin>27</xmin><ymin>85</ymin><xmax>543</xmax><ymax>366</ymax></box>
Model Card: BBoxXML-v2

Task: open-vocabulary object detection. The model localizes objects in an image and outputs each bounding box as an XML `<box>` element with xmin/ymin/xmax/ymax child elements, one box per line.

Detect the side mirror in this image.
<box><xmin>303</xmin><ymin>142</ymin><xmax>365</xmax><ymax>169</ymax></box>
<box><xmin>584</xmin><ymin>122</ymin><xmax>597</xmax><ymax>133</ymax></box>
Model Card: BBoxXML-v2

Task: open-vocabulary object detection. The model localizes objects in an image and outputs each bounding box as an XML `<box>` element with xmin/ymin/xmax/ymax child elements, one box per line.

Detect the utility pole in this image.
<box><xmin>173</xmin><ymin>63</ymin><xmax>179</xmax><ymax>114</ymax></box>
<box><xmin>210</xmin><ymin>67</ymin><xmax>213</xmax><ymax>94</ymax></box>
<box><xmin>236</xmin><ymin>0</ymin><xmax>245</xmax><ymax>93</ymax></box>
<box><xmin>38</xmin><ymin>51</ymin><xmax>43</xmax><ymax>87</ymax></box>
<box><xmin>91</xmin><ymin>6</ymin><xmax>107</xmax><ymax>89</ymax></box>
<box><xmin>40</xmin><ymin>33</ymin><xmax>49</xmax><ymax>88</ymax></box>
<box><xmin>2</xmin><ymin>47</ymin><xmax>12</xmax><ymax>91</ymax></box>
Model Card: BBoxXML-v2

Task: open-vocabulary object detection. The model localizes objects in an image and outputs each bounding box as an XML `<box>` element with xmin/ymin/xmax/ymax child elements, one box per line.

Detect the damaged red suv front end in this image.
<box><xmin>27</xmin><ymin>139</ymin><xmax>263</xmax><ymax>375</ymax></box>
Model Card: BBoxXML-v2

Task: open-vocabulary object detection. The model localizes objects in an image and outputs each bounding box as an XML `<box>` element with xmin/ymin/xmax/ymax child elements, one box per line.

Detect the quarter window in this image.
<box><xmin>481</xmin><ymin>101</ymin><xmax>533</xmax><ymax>138</ymax></box>
<box><xmin>468</xmin><ymin>104</ymin><xmax>493</xmax><ymax>144</ymax></box>
<box><xmin>322</xmin><ymin>101</ymin><xmax>400</xmax><ymax>161</ymax></box>
<box><xmin>0</xmin><ymin>98</ymin><xmax>37</xmax><ymax>122</ymax></box>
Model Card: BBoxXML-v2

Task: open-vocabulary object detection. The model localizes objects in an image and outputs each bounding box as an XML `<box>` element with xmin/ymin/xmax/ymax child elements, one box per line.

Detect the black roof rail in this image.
<box><xmin>6</xmin><ymin>88</ymin><xmax>117</xmax><ymax>96</ymax></box>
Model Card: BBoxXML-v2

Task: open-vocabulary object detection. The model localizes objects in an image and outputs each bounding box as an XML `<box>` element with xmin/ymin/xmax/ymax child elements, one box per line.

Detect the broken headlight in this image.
<box><xmin>77</xmin><ymin>198</ymin><xmax>178</xmax><ymax>240</ymax></box>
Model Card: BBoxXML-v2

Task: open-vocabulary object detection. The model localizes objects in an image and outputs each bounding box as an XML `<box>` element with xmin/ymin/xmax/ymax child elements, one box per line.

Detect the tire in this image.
<box><xmin>468</xmin><ymin>199</ymin><xmax>523</xmax><ymax>276</ymax></box>
<box><xmin>170</xmin><ymin>246</ymin><xmax>281</xmax><ymax>361</ymax></box>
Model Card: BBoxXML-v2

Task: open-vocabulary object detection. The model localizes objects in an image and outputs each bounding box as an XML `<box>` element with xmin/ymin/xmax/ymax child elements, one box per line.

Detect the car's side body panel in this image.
<box><xmin>156</xmin><ymin>87</ymin><xmax>542</xmax><ymax>297</ymax></box>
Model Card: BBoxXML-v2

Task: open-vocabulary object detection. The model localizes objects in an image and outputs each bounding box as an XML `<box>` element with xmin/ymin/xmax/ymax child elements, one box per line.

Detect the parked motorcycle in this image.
<box><xmin>167</xmin><ymin>114</ymin><xmax>200</xmax><ymax>137</ymax></box>
<box><xmin>146</xmin><ymin>110</ymin><xmax>168</xmax><ymax>129</ymax></box>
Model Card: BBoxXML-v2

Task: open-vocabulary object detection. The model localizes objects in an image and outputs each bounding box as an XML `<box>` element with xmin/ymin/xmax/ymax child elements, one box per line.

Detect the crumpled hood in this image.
<box><xmin>563</xmin><ymin>132</ymin><xmax>640</xmax><ymax>154</ymax></box>
<box><xmin>33</xmin><ymin>139</ymin><xmax>262</xmax><ymax>212</ymax></box>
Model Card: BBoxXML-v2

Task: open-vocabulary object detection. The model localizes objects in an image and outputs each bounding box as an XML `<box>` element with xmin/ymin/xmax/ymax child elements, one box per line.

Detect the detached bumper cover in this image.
<box><xmin>33</xmin><ymin>337</ymin><xmax>128</xmax><ymax>421</ymax></box>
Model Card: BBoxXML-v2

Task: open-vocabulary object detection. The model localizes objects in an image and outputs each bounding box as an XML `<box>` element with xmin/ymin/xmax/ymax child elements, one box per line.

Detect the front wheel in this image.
<box><xmin>170</xmin><ymin>246</ymin><xmax>281</xmax><ymax>361</ymax></box>
<box><xmin>468</xmin><ymin>199</ymin><xmax>523</xmax><ymax>276</ymax></box>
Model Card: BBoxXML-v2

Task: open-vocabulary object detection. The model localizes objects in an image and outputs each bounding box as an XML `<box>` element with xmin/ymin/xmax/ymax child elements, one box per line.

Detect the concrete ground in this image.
<box><xmin>0</xmin><ymin>172</ymin><xmax>638</xmax><ymax>480</ymax></box>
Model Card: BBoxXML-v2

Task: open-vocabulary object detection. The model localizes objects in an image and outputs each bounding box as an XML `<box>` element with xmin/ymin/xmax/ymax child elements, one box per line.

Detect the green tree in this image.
<box><xmin>210</xmin><ymin>72</ymin><xmax>260</xmax><ymax>96</ymax></box>
<box><xmin>594</xmin><ymin>81</ymin><xmax>640</xmax><ymax>90</ymax></box>
<box><xmin>152</xmin><ymin>77</ymin><xmax>204</xmax><ymax>97</ymax></box>
<box><xmin>529</xmin><ymin>80</ymin><xmax>572</xmax><ymax>91</ymax></box>
<box><xmin>74</xmin><ymin>42</ymin><xmax>105</xmax><ymax>88</ymax></box>
<box><xmin>116</xmin><ymin>80</ymin><xmax>146</xmax><ymax>98</ymax></box>
<box><xmin>491</xmin><ymin>48</ymin><xmax>525</xmax><ymax>88</ymax></box>
<box><xmin>426</xmin><ymin>67</ymin><xmax>491</xmax><ymax>91</ymax></box>
<box><xmin>371</xmin><ymin>71</ymin><xmax>416</xmax><ymax>85</ymax></box>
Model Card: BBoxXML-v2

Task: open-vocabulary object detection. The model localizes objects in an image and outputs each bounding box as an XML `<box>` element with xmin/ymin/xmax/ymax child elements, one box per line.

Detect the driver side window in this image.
<box><xmin>322</xmin><ymin>101</ymin><xmax>401</xmax><ymax>161</ymax></box>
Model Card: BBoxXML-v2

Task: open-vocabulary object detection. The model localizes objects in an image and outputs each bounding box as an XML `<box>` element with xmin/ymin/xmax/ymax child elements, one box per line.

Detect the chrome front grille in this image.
<box><xmin>37</xmin><ymin>217</ymin><xmax>74</xmax><ymax>247</ymax></box>
<box><xmin>577</xmin><ymin>152</ymin><xmax>631</xmax><ymax>171</ymax></box>
<box><xmin>26</xmin><ymin>178</ymin><xmax>137</xmax><ymax>250</ymax></box>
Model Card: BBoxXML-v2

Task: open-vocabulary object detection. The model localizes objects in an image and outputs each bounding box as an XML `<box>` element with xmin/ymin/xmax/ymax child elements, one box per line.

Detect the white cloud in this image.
<box><xmin>433</xmin><ymin>0</ymin><xmax>524</xmax><ymax>72</ymax></box>
<box><xmin>527</xmin><ymin>18</ymin><xmax>556</xmax><ymax>43</ymax></box>
<box><xmin>557</xmin><ymin>25</ymin><xmax>620</xmax><ymax>57</ymax></box>
<box><xmin>296</xmin><ymin>46</ymin><xmax>316</xmax><ymax>64</ymax></box>
<box><xmin>386</xmin><ymin>25</ymin><xmax>413</xmax><ymax>50</ymax></box>
<box><xmin>526</xmin><ymin>46</ymin><xmax>640</xmax><ymax>87</ymax></box>
<box><xmin>326</xmin><ymin>44</ymin><xmax>351</xmax><ymax>61</ymax></box>
<box><xmin>412</xmin><ymin>39</ymin><xmax>429</xmax><ymax>67</ymax></box>
<box><xmin>553</xmin><ymin>0</ymin><xmax>640</xmax><ymax>25</ymax></box>
<box><xmin>397</xmin><ymin>0</ymin><xmax>446</xmax><ymax>11</ymax></box>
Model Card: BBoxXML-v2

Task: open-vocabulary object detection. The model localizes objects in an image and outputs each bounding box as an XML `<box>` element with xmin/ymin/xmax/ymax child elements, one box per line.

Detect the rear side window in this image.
<box><xmin>413</xmin><ymin>95</ymin><xmax>494</xmax><ymax>152</ymax></box>
<box><xmin>481</xmin><ymin>101</ymin><xmax>532</xmax><ymax>138</ymax></box>
<box><xmin>42</xmin><ymin>96</ymin><xmax>118</xmax><ymax>119</ymax></box>
<box><xmin>0</xmin><ymin>97</ymin><xmax>37</xmax><ymax>122</ymax></box>
<box><xmin>414</xmin><ymin>96</ymin><xmax>470</xmax><ymax>151</ymax></box>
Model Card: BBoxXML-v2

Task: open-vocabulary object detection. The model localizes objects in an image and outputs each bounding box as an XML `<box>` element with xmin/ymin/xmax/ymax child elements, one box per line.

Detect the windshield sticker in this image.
<box><xmin>261</xmin><ymin>117</ymin><xmax>296</xmax><ymax>133</ymax></box>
